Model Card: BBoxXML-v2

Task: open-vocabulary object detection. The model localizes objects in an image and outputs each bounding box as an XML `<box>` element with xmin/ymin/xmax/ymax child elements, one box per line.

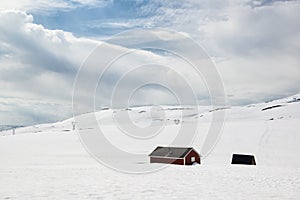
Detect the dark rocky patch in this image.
<box><xmin>261</xmin><ymin>105</ymin><xmax>283</xmax><ymax>111</ymax></box>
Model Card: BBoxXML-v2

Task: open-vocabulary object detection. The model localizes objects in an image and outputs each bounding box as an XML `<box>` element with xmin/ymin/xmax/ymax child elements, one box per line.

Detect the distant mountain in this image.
<box><xmin>0</xmin><ymin>125</ymin><xmax>24</xmax><ymax>132</ymax></box>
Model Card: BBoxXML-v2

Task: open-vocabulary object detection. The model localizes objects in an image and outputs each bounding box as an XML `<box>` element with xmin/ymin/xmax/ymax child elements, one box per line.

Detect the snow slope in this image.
<box><xmin>0</xmin><ymin>94</ymin><xmax>300</xmax><ymax>199</ymax></box>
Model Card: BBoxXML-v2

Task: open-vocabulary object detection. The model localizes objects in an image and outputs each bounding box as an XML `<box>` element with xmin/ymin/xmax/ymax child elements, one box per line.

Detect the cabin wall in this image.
<box><xmin>150</xmin><ymin>157</ymin><xmax>184</xmax><ymax>165</ymax></box>
<box><xmin>185</xmin><ymin>150</ymin><xmax>201</xmax><ymax>165</ymax></box>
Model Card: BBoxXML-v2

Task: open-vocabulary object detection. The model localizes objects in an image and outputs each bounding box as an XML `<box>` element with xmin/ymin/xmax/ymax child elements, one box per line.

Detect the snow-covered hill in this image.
<box><xmin>0</xmin><ymin>94</ymin><xmax>300</xmax><ymax>199</ymax></box>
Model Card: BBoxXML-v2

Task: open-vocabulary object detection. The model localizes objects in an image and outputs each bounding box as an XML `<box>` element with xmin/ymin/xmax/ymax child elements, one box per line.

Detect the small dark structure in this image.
<box><xmin>149</xmin><ymin>146</ymin><xmax>200</xmax><ymax>165</ymax></box>
<box><xmin>231</xmin><ymin>154</ymin><xmax>256</xmax><ymax>165</ymax></box>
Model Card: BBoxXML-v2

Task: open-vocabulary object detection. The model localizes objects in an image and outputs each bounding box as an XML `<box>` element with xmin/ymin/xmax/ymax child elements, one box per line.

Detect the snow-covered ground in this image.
<box><xmin>1</xmin><ymin>94</ymin><xmax>300</xmax><ymax>199</ymax></box>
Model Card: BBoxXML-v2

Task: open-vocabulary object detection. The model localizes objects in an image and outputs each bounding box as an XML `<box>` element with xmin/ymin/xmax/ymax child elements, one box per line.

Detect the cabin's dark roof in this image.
<box><xmin>231</xmin><ymin>154</ymin><xmax>256</xmax><ymax>165</ymax></box>
<box><xmin>149</xmin><ymin>146</ymin><xmax>194</xmax><ymax>158</ymax></box>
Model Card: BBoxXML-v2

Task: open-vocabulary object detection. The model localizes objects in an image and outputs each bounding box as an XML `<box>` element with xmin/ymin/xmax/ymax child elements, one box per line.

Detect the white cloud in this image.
<box><xmin>0</xmin><ymin>0</ymin><xmax>111</xmax><ymax>12</ymax></box>
<box><xmin>1</xmin><ymin>0</ymin><xmax>300</xmax><ymax>125</ymax></box>
<box><xmin>0</xmin><ymin>1</ymin><xmax>70</xmax><ymax>12</ymax></box>
<box><xmin>0</xmin><ymin>10</ymin><xmax>211</xmax><ymax>125</ymax></box>
<box><xmin>0</xmin><ymin>10</ymin><xmax>100</xmax><ymax>125</ymax></box>
<box><xmin>201</xmin><ymin>1</ymin><xmax>300</xmax><ymax>103</ymax></box>
<box><xmin>126</xmin><ymin>0</ymin><xmax>300</xmax><ymax>104</ymax></box>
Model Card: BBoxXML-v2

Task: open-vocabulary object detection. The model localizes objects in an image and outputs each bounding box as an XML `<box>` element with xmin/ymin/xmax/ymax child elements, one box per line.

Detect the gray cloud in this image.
<box><xmin>126</xmin><ymin>0</ymin><xmax>300</xmax><ymax>104</ymax></box>
<box><xmin>0</xmin><ymin>10</ymin><xmax>99</xmax><ymax>125</ymax></box>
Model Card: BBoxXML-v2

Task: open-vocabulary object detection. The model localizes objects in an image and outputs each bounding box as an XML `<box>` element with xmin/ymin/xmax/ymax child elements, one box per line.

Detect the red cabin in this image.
<box><xmin>149</xmin><ymin>146</ymin><xmax>201</xmax><ymax>165</ymax></box>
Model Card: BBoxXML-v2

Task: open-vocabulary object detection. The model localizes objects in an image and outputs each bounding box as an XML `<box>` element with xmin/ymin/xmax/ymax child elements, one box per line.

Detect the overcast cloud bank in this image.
<box><xmin>0</xmin><ymin>0</ymin><xmax>299</xmax><ymax>125</ymax></box>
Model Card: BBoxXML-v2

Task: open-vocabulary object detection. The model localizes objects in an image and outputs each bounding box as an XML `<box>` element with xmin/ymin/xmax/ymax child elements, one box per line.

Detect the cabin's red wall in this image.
<box><xmin>150</xmin><ymin>157</ymin><xmax>184</xmax><ymax>165</ymax></box>
<box><xmin>185</xmin><ymin>150</ymin><xmax>201</xmax><ymax>165</ymax></box>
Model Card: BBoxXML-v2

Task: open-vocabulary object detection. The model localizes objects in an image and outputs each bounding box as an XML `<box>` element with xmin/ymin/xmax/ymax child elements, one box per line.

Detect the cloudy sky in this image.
<box><xmin>0</xmin><ymin>0</ymin><xmax>300</xmax><ymax>125</ymax></box>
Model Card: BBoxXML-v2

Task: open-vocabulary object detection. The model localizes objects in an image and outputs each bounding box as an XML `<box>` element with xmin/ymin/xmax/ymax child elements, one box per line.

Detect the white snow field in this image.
<box><xmin>1</xmin><ymin>94</ymin><xmax>300</xmax><ymax>199</ymax></box>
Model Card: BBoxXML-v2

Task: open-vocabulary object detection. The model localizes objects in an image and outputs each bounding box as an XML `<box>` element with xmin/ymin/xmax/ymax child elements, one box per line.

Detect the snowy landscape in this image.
<box><xmin>1</xmin><ymin>94</ymin><xmax>300</xmax><ymax>199</ymax></box>
<box><xmin>1</xmin><ymin>0</ymin><xmax>300</xmax><ymax>199</ymax></box>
